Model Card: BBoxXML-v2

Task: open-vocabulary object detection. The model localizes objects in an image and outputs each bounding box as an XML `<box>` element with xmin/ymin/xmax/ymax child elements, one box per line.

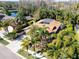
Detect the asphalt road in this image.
<box><xmin>0</xmin><ymin>44</ymin><xmax>22</xmax><ymax>59</ymax></box>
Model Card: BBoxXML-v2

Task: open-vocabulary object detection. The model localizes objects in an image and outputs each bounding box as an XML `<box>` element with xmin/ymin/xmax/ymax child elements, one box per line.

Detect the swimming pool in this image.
<box><xmin>10</xmin><ymin>12</ymin><xmax>17</xmax><ymax>17</ymax></box>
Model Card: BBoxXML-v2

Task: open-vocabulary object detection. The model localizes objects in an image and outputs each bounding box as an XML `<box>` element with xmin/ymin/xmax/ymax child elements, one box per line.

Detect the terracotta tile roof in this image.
<box><xmin>47</xmin><ymin>20</ymin><xmax>61</xmax><ymax>33</ymax></box>
<box><xmin>36</xmin><ymin>19</ymin><xmax>61</xmax><ymax>33</ymax></box>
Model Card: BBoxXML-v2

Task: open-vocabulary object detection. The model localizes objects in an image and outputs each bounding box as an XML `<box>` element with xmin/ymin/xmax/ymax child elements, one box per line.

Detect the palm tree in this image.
<box><xmin>27</xmin><ymin>25</ymin><xmax>50</xmax><ymax>52</ymax></box>
<box><xmin>47</xmin><ymin>26</ymin><xmax>78</xmax><ymax>59</ymax></box>
<box><xmin>0</xmin><ymin>21</ymin><xmax>3</xmax><ymax>28</ymax></box>
<box><xmin>0</xmin><ymin>20</ymin><xmax>10</xmax><ymax>30</ymax></box>
<box><xmin>2</xmin><ymin>4</ymin><xmax>11</xmax><ymax>15</ymax></box>
<box><xmin>16</xmin><ymin>7</ymin><xmax>26</xmax><ymax>24</ymax></box>
<box><xmin>36</xmin><ymin>27</ymin><xmax>49</xmax><ymax>48</ymax></box>
<box><xmin>21</xmin><ymin>37</ymin><xmax>31</xmax><ymax>59</ymax></box>
<box><xmin>21</xmin><ymin>37</ymin><xmax>31</xmax><ymax>50</ymax></box>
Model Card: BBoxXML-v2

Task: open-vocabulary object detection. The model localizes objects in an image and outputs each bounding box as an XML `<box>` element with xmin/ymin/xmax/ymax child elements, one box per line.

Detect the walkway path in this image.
<box><xmin>6</xmin><ymin>35</ymin><xmax>25</xmax><ymax>52</ymax></box>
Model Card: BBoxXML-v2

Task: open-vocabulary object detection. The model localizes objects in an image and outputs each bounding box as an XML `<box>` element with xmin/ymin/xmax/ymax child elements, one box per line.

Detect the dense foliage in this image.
<box><xmin>1</xmin><ymin>1</ymin><xmax>79</xmax><ymax>59</ymax></box>
<box><xmin>20</xmin><ymin>5</ymin><xmax>79</xmax><ymax>59</ymax></box>
<box><xmin>47</xmin><ymin>25</ymin><xmax>78</xmax><ymax>59</ymax></box>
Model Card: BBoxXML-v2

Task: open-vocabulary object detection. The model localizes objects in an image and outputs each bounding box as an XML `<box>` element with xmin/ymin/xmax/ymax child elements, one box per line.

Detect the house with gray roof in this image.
<box><xmin>0</xmin><ymin>13</ymin><xmax>5</xmax><ymax>20</ymax></box>
<box><xmin>75</xmin><ymin>24</ymin><xmax>79</xmax><ymax>31</ymax></box>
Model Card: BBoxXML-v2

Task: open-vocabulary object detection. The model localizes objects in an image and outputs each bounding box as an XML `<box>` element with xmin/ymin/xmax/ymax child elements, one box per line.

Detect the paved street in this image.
<box><xmin>0</xmin><ymin>44</ymin><xmax>22</xmax><ymax>59</ymax></box>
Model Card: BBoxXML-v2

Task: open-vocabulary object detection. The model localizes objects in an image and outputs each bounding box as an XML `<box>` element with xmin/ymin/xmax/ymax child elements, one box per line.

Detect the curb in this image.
<box><xmin>14</xmin><ymin>52</ymin><xmax>26</xmax><ymax>59</ymax></box>
<box><xmin>6</xmin><ymin>46</ymin><xmax>26</xmax><ymax>59</ymax></box>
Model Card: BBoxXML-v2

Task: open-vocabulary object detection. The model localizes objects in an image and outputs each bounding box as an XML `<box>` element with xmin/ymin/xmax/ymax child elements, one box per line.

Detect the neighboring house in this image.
<box><xmin>0</xmin><ymin>13</ymin><xmax>15</xmax><ymax>21</ymax></box>
<box><xmin>0</xmin><ymin>13</ymin><xmax>5</xmax><ymax>20</ymax></box>
<box><xmin>35</xmin><ymin>18</ymin><xmax>61</xmax><ymax>33</ymax></box>
<box><xmin>75</xmin><ymin>24</ymin><xmax>79</xmax><ymax>32</ymax></box>
<box><xmin>1</xmin><ymin>15</ymin><xmax>16</xmax><ymax>32</ymax></box>
<box><xmin>24</xmin><ymin>18</ymin><xmax>61</xmax><ymax>34</ymax></box>
<box><xmin>2</xmin><ymin>16</ymin><xmax>15</xmax><ymax>21</ymax></box>
<box><xmin>75</xmin><ymin>24</ymin><xmax>79</xmax><ymax>40</ymax></box>
<box><xmin>25</xmin><ymin>16</ymin><xmax>32</xmax><ymax>20</ymax></box>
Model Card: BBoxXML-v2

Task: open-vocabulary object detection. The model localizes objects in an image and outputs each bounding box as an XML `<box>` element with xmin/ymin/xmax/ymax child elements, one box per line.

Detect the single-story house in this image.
<box><xmin>75</xmin><ymin>24</ymin><xmax>79</xmax><ymax>40</ymax></box>
<box><xmin>25</xmin><ymin>16</ymin><xmax>32</xmax><ymax>20</ymax></box>
<box><xmin>75</xmin><ymin>24</ymin><xmax>79</xmax><ymax>32</ymax></box>
<box><xmin>24</xmin><ymin>18</ymin><xmax>62</xmax><ymax>34</ymax></box>
<box><xmin>35</xmin><ymin>18</ymin><xmax>61</xmax><ymax>33</ymax></box>
<box><xmin>0</xmin><ymin>13</ymin><xmax>5</xmax><ymax>20</ymax></box>
<box><xmin>2</xmin><ymin>16</ymin><xmax>15</xmax><ymax>21</ymax></box>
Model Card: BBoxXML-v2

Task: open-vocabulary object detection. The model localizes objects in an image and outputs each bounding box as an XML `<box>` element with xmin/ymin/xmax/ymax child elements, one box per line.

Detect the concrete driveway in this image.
<box><xmin>0</xmin><ymin>44</ymin><xmax>22</xmax><ymax>59</ymax></box>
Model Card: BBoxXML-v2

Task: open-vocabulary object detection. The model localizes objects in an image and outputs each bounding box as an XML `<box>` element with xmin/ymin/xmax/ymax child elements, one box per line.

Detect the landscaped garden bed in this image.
<box><xmin>18</xmin><ymin>49</ymin><xmax>36</xmax><ymax>59</ymax></box>
<box><xmin>0</xmin><ymin>37</ymin><xmax>9</xmax><ymax>45</ymax></box>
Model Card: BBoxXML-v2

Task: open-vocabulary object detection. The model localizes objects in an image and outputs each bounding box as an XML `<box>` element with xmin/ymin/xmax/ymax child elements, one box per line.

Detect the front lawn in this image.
<box><xmin>18</xmin><ymin>49</ymin><xmax>36</xmax><ymax>59</ymax></box>
<box><xmin>0</xmin><ymin>38</ymin><xmax>9</xmax><ymax>45</ymax></box>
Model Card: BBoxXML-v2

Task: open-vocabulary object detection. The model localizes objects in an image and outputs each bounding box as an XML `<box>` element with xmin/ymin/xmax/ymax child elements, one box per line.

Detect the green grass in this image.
<box><xmin>18</xmin><ymin>49</ymin><xmax>36</xmax><ymax>59</ymax></box>
<box><xmin>0</xmin><ymin>38</ymin><xmax>9</xmax><ymax>45</ymax></box>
